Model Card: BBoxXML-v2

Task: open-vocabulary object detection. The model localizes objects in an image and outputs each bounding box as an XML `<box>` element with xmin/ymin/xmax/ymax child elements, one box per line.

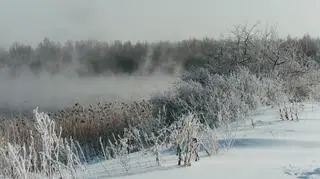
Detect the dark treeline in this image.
<box><xmin>1</xmin><ymin>25</ymin><xmax>320</xmax><ymax>78</ymax></box>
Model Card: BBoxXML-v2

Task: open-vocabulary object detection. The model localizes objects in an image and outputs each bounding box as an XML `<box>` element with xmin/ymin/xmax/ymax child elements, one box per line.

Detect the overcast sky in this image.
<box><xmin>0</xmin><ymin>0</ymin><xmax>319</xmax><ymax>47</ymax></box>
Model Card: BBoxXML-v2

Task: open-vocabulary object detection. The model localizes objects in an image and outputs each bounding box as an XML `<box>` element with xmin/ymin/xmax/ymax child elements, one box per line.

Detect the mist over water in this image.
<box><xmin>0</xmin><ymin>70</ymin><xmax>178</xmax><ymax>113</ymax></box>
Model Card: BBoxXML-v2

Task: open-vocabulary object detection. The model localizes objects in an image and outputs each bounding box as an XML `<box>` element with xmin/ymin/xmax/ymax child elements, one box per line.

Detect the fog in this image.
<box><xmin>0</xmin><ymin>70</ymin><xmax>178</xmax><ymax>112</ymax></box>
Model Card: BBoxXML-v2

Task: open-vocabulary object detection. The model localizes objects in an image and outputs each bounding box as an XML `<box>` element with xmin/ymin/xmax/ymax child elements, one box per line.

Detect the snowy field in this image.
<box><xmin>76</xmin><ymin>103</ymin><xmax>320</xmax><ymax>179</ymax></box>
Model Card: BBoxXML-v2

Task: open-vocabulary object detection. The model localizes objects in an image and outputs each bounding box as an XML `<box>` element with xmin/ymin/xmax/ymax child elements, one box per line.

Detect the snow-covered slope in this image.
<box><xmin>81</xmin><ymin>103</ymin><xmax>320</xmax><ymax>179</ymax></box>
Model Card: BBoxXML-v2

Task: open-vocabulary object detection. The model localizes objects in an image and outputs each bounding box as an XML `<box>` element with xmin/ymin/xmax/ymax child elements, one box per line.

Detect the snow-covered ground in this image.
<box><xmin>78</xmin><ymin>103</ymin><xmax>320</xmax><ymax>179</ymax></box>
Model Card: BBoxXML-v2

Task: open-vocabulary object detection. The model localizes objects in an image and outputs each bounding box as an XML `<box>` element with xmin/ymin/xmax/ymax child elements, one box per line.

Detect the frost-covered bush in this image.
<box><xmin>169</xmin><ymin>113</ymin><xmax>220</xmax><ymax>166</ymax></box>
<box><xmin>151</xmin><ymin>67</ymin><xmax>268</xmax><ymax>128</ymax></box>
<box><xmin>228</xmin><ymin>67</ymin><xmax>265</xmax><ymax>109</ymax></box>
<box><xmin>0</xmin><ymin>108</ymin><xmax>85</xmax><ymax>179</ymax></box>
<box><xmin>181</xmin><ymin>67</ymin><xmax>212</xmax><ymax>86</ymax></box>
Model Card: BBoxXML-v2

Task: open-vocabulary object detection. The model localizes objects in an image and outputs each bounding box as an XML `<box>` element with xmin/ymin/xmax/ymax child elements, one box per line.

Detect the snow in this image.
<box><xmin>78</xmin><ymin>103</ymin><xmax>320</xmax><ymax>179</ymax></box>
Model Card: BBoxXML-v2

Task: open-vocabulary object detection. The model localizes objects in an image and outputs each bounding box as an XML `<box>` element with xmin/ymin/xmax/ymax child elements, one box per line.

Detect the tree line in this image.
<box><xmin>1</xmin><ymin>25</ymin><xmax>319</xmax><ymax>78</ymax></box>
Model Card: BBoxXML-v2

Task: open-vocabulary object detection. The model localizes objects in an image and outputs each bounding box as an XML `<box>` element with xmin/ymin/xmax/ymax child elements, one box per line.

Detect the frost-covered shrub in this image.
<box><xmin>228</xmin><ymin>67</ymin><xmax>264</xmax><ymax>109</ymax></box>
<box><xmin>0</xmin><ymin>108</ymin><xmax>84</xmax><ymax>179</ymax></box>
<box><xmin>151</xmin><ymin>67</ymin><xmax>268</xmax><ymax>128</ymax></box>
<box><xmin>150</xmin><ymin>90</ymin><xmax>186</xmax><ymax>126</ymax></box>
<box><xmin>181</xmin><ymin>65</ymin><xmax>212</xmax><ymax>86</ymax></box>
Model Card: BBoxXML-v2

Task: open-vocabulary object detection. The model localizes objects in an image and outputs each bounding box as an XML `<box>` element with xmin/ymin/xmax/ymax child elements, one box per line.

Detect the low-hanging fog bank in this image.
<box><xmin>0</xmin><ymin>70</ymin><xmax>177</xmax><ymax>113</ymax></box>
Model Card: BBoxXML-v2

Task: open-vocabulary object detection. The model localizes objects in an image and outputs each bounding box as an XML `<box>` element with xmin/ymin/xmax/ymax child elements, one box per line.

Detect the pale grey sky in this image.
<box><xmin>0</xmin><ymin>0</ymin><xmax>319</xmax><ymax>47</ymax></box>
